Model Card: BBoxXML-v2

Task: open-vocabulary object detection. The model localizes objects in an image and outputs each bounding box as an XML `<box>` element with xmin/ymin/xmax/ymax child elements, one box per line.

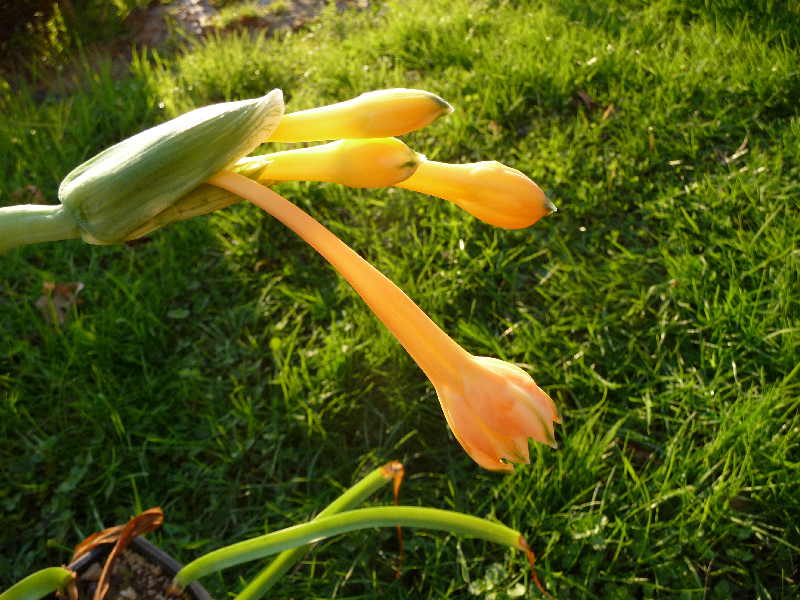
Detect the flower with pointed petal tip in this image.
<box><xmin>208</xmin><ymin>172</ymin><xmax>559</xmax><ymax>471</ymax></box>
<box><xmin>435</xmin><ymin>356</ymin><xmax>559</xmax><ymax>471</ymax></box>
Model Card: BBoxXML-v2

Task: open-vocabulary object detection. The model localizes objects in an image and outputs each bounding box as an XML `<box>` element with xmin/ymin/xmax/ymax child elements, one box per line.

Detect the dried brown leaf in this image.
<box><xmin>70</xmin><ymin>507</ymin><xmax>165</xmax><ymax>600</ymax></box>
<box><xmin>11</xmin><ymin>185</ymin><xmax>46</xmax><ymax>204</ymax></box>
<box><xmin>574</xmin><ymin>89</ymin><xmax>600</xmax><ymax>112</ymax></box>
<box><xmin>35</xmin><ymin>281</ymin><xmax>84</xmax><ymax>326</ymax></box>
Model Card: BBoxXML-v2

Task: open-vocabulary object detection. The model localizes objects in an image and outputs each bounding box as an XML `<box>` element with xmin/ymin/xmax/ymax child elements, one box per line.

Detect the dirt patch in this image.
<box><xmin>126</xmin><ymin>0</ymin><xmax>373</xmax><ymax>50</ymax></box>
<box><xmin>6</xmin><ymin>0</ymin><xmax>375</xmax><ymax>97</ymax></box>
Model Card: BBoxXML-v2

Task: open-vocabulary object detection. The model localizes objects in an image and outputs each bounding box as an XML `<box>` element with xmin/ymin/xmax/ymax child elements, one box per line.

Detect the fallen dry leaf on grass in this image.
<box><xmin>11</xmin><ymin>185</ymin><xmax>45</xmax><ymax>204</ymax></box>
<box><xmin>35</xmin><ymin>281</ymin><xmax>84</xmax><ymax>325</ymax></box>
<box><xmin>574</xmin><ymin>89</ymin><xmax>600</xmax><ymax>112</ymax></box>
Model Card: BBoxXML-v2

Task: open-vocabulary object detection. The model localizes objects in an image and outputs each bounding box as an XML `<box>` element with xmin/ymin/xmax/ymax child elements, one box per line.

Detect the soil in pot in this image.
<box><xmin>63</xmin><ymin>508</ymin><xmax>209</xmax><ymax>600</ymax></box>
<box><xmin>74</xmin><ymin>548</ymin><xmax>194</xmax><ymax>600</ymax></box>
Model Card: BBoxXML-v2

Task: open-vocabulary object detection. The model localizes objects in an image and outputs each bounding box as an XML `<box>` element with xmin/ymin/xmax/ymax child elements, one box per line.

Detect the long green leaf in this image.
<box><xmin>0</xmin><ymin>568</ymin><xmax>74</xmax><ymax>600</ymax></box>
<box><xmin>174</xmin><ymin>506</ymin><xmax>522</xmax><ymax>588</ymax></box>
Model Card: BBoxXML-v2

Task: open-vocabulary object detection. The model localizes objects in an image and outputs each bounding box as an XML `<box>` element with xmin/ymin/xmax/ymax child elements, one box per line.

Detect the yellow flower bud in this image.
<box><xmin>124</xmin><ymin>138</ymin><xmax>421</xmax><ymax>240</ymax></box>
<box><xmin>396</xmin><ymin>160</ymin><xmax>556</xmax><ymax>229</ymax></box>
<box><xmin>237</xmin><ymin>138</ymin><xmax>422</xmax><ymax>188</ymax></box>
<box><xmin>59</xmin><ymin>90</ymin><xmax>284</xmax><ymax>244</ymax></box>
<box><xmin>268</xmin><ymin>89</ymin><xmax>453</xmax><ymax>142</ymax></box>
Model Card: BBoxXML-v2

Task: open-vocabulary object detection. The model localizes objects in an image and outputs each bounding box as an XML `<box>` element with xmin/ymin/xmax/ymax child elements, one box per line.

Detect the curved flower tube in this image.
<box><xmin>208</xmin><ymin>172</ymin><xmax>559</xmax><ymax>471</ymax></box>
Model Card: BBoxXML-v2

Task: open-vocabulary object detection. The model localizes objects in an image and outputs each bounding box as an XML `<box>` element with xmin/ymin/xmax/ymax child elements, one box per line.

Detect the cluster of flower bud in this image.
<box><xmin>53</xmin><ymin>88</ymin><xmax>553</xmax><ymax>245</ymax></box>
<box><xmin>4</xmin><ymin>86</ymin><xmax>560</xmax><ymax>472</ymax></box>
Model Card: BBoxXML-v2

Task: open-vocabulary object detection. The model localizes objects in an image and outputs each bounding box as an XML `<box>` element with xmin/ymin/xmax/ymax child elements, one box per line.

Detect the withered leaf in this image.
<box><xmin>35</xmin><ymin>281</ymin><xmax>85</xmax><ymax>326</ymax></box>
<box><xmin>11</xmin><ymin>185</ymin><xmax>46</xmax><ymax>204</ymax></box>
<box><xmin>574</xmin><ymin>89</ymin><xmax>600</xmax><ymax>112</ymax></box>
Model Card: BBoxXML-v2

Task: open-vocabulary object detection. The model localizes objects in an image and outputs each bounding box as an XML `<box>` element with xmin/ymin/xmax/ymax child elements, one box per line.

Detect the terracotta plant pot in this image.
<box><xmin>64</xmin><ymin>536</ymin><xmax>210</xmax><ymax>600</ymax></box>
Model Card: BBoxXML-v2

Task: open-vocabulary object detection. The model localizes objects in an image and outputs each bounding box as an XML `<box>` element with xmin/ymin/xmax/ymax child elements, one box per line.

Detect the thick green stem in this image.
<box><xmin>0</xmin><ymin>568</ymin><xmax>75</xmax><ymax>600</ymax></box>
<box><xmin>0</xmin><ymin>204</ymin><xmax>80</xmax><ymax>253</ymax></box>
<box><xmin>234</xmin><ymin>462</ymin><xmax>401</xmax><ymax>600</ymax></box>
<box><xmin>174</xmin><ymin>506</ymin><xmax>522</xmax><ymax>589</ymax></box>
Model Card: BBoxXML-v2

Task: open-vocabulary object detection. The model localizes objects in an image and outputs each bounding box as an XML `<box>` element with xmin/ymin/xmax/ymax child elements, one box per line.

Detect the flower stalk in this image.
<box><xmin>173</xmin><ymin>506</ymin><xmax>524</xmax><ymax>589</ymax></box>
<box><xmin>0</xmin><ymin>204</ymin><xmax>80</xmax><ymax>253</ymax></box>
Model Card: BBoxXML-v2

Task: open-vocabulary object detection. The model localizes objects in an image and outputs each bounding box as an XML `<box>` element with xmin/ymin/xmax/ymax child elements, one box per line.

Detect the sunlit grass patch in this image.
<box><xmin>1</xmin><ymin>0</ymin><xmax>798</xmax><ymax>597</ymax></box>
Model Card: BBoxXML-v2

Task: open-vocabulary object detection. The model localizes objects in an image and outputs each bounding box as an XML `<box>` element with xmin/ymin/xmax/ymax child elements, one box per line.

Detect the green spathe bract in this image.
<box><xmin>58</xmin><ymin>89</ymin><xmax>284</xmax><ymax>244</ymax></box>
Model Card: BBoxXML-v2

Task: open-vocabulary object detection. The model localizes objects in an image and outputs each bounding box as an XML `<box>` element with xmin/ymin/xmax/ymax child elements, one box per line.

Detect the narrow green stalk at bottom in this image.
<box><xmin>0</xmin><ymin>568</ymin><xmax>75</xmax><ymax>600</ymax></box>
<box><xmin>0</xmin><ymin>205</ymin><xmax>80</xmax><ymax>253</ymax></box>
<box><xmin>174</xmin><ymin>506</ymin><xmax>522</xmax><ymax>589</ymax></box>
<box><xmin>234</xmin><ymin>462</ymin><xmax>400</xmax><ymax>600</ymax></box>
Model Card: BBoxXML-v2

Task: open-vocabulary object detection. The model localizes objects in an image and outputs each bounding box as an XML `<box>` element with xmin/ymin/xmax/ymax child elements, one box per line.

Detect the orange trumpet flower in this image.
<box><xmin>208</xmin><ymin>172</ymin><xmax>559</xmax><ymax>471</ymax></box>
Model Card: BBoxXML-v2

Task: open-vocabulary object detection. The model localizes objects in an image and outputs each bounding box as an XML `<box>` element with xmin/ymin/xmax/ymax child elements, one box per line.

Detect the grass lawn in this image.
<box><xmin>1</xmin><ymin>0</ymin><xmax>798</xmax><ymax>598</ymax></box>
